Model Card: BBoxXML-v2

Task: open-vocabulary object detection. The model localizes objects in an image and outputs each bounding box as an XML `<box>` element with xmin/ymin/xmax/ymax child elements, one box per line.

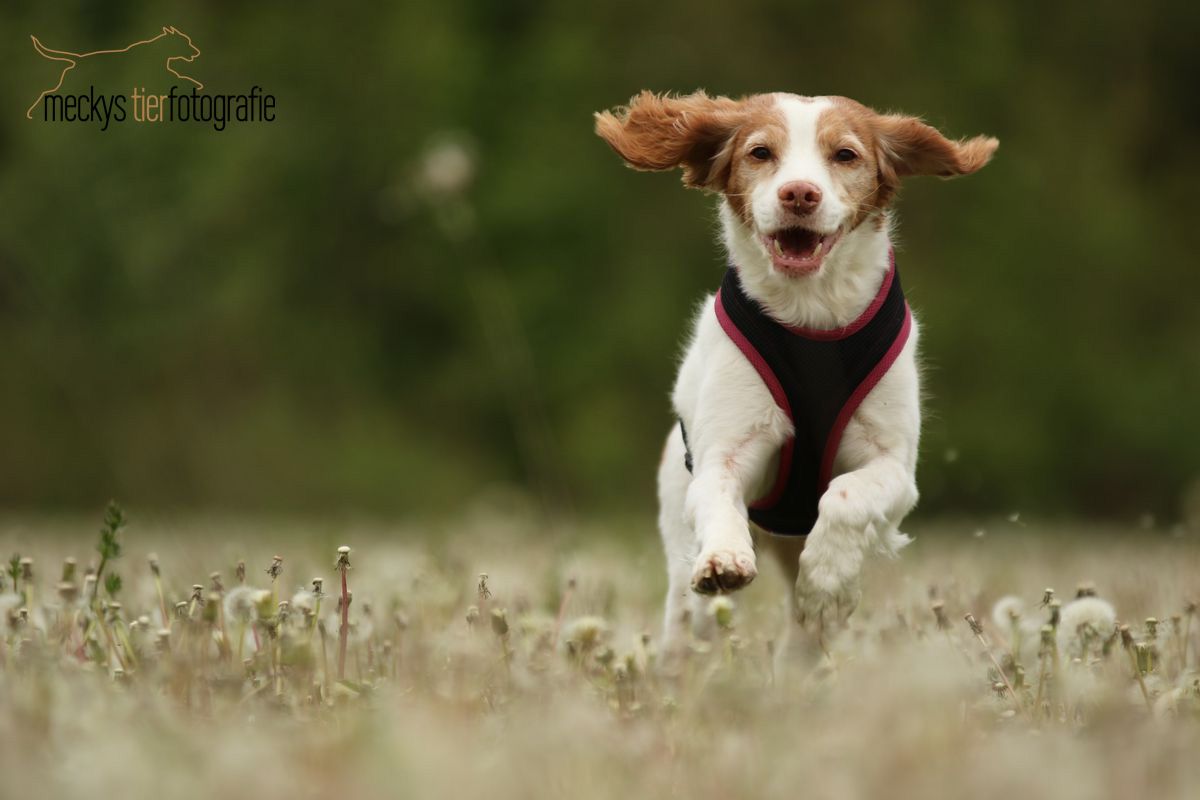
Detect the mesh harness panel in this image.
<box><xmin>681</xmin><ymin>252</ymin><xmax>912</xmax><ymax>536</ymax></box>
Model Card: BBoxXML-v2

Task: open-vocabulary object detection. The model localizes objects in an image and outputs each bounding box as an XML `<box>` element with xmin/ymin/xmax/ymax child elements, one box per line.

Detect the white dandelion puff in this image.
<box><xmin>224</xmin><ymin>586</ymin><xmax>265</xmax><ymax>624</ymax></box>
<box><xmin>563</xmin><ymin>616</ymin><xmax>609</xmax><ymax>650</ymax></box>
<box><xmin>1058</xmin><ymin>596</ymin><xmax>1117</xmax><ymax>658</ymax></box>
<box><xmin>991</xmin><ymin>595</ymin><xmax>1024</xmax><ymax>631</ymax></box>
<box><xmin>290</xmin><ymin>590</ymin><xmax>315</xmax><ymax>614</ymax></box>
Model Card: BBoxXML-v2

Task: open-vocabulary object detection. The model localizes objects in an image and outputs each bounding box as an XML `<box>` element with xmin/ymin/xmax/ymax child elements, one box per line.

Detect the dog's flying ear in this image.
<box><xmin>873</xmin><ymin>114</ymin><xmax>998</xmax><ymax>183</ymax></box>
<box><xmin>594</xmin><ymin>91</ymin><xmax>745</xmax><ymax>190</ymax></box>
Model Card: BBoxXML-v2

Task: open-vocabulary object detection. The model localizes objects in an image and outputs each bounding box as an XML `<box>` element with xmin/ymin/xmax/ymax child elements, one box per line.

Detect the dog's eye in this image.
<box><xmin>834</xmin><ymin>148</ymin><xmax>859</xmax><ymax>163</ymax></box>
<box><xmin>749</xmin><ymin>146</ymin><xmax>772</xmax><ymax>161</ymax></box>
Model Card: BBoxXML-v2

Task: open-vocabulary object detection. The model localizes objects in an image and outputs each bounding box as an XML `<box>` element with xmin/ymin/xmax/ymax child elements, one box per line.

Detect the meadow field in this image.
<box><xmin>4</xmin><ymin>5</ymin><xmax>1196</xmax><ymax>800</ymax></box>
<box><xmin>0</xmin><ymin>508</ymin><xmax>1197</xmax><ymax>800</ymax></box>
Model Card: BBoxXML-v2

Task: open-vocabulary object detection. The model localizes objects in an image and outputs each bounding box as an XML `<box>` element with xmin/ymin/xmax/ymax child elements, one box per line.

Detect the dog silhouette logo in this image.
<box><xmin>27</xmin><ymin>25</ymin><xmax>202</xmax><ymax>119</ymax></box>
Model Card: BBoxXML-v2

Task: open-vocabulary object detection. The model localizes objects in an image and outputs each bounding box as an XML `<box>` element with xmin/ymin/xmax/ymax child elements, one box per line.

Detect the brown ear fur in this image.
<box><xmin>874</xmin><ymin>115</ymin><xmax>998</xmax><ymax>182</ymax></box>
<box><xmin>594</xmin><ymin>90</ymin><xmax>745</xmax><ymax>189</ymax></box>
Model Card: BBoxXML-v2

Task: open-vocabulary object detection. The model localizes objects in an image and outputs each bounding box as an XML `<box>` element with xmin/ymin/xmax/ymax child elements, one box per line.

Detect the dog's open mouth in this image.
<box><xmin>763</xmin><ymin>227</ymin><xmax>841</xmax><ymax>276</ymax></box>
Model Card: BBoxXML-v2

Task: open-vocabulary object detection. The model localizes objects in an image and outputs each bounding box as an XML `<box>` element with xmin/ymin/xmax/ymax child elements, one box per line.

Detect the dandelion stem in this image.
<box><xmin>113</xmin><ymin>616</ymin><xmax>138</xmax><ymax>671</ymax></box>
<box><xmin>336</xmin><ymin>546</ymin><xmax>351</xmax><ymax>682</ymax></box>
<box><xmin>94</xmin><ymin>609</ymin><xmax>127</xmax><ymax>673</ymax></box>
<box><xmin>318</xmin><ymin>619</ymin><xmax>330</xmax><ymax>698</ymax></box>
<box><xmin>1183</xmin><ymin>602</ymin><xmax>1195</xmax><ymax>670</ymax></box>
<box><xmin>149</xmin><ymin>555</ymin><xmax>169</xmax><ymax>628</ymax></box>
<box><xmin>1033</xmin><ymin>649</ymin><xmax>1050</xmax><ymax>720</ymax></box>
<box><xmin>273</xmin><ymin>637</ymin><xmax>282</xmax><ymax>697</ymax></box>
<box><xmin>1120</xmin><ymin>624</ymin><xmax>1153</xmax><ymax>713</ymax></box>
<box><xmin>964</xmin><ymin>613</ymin><xmax>1022</xmax><ymax>711</ymax></box>
<box><xmin>1034</xmin><ymin>625</ymin><xmax>1054</xmax><ymax>722</ymax></box>
<box><xmin>551</xmin><ymin>577</ymin><xmax>576</xmax><ymax>651</ymax></box>
<box><xmin>215</xmin><ymin>601</ymin><xmax>230</xmax><ymax>662</ymax></box>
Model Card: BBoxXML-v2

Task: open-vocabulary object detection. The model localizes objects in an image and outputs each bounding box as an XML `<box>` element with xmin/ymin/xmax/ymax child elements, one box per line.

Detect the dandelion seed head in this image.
<box><xmin>991</xmin><ymin>595</ymin><xmax>1024</xmax><ymax>630</ymax></box>
<box><xmin>564</xmin><ymin>616</ymin><xmax>608</xmax><ymax>649</ymax></box>
<box><xmin>1059</xmin><ymin>596</ymin><xmax>1116</xmax><ymax>648</ymax></box>
<box><xmin>290</xmin><ymin>590</ymin><xmax>315</xmax><ymax>613</ymax></box>
<box><xmin>224</xmin><ymin>586</ymin><xmax>258</xmax><ymax>622</ymax></box>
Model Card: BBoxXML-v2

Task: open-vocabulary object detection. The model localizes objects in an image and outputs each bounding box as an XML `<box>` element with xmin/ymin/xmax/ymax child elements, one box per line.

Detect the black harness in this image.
<box><xmin>681</xmin><ymin>253</ymin><xmax>911</xmax><ymax>536</ymax></box>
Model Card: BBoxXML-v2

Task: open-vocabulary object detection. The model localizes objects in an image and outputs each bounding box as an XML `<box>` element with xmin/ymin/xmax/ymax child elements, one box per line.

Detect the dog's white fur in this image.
<box><xmin>595</xmin><ymin>90</ymin><xmax>995</xmax><ymax>652</ymax></box>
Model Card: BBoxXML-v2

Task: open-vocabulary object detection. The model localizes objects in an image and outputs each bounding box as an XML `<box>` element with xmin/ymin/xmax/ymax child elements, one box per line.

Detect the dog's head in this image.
<box><xmin>595</xmin><ymin>91</ymin><xmax>997</xmax><ymax>278</ymax></box>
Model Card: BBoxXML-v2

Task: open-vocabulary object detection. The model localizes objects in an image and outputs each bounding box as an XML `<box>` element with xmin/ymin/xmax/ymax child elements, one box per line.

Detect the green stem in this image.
<box><xmin>91</xmin><ymin>556</ymin><xmax>108</xmax><ymax>605</ymax></box>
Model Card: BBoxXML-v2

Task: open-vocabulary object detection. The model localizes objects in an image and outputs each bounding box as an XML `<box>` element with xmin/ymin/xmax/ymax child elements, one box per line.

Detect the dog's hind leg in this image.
<box><xmin>658</xmin><ymin>423</ymin><xmax>705</xmax><ymax>655</ymax></box>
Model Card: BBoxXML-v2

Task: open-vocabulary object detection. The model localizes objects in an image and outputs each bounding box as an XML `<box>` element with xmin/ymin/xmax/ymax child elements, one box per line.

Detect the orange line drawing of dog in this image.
<box><xmin>27</xmin><ymin>25</ymin><xmax>202</xmax><ymax>119</ymax></box>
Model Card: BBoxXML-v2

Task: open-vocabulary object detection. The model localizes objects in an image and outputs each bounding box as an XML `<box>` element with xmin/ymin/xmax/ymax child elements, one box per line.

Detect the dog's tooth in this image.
<box><xmin>813</xmin><ymin>241</ymin><xmax>823</xmax><ymax>258</ymax></box>
<box><xmin>773</xmin><ymin>238</ymin><xmax>784</xmax><ymax>255</ymax></box>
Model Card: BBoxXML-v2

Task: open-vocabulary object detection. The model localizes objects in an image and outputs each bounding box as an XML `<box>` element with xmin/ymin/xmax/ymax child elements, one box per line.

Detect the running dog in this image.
<box><xmin>595</xmin><ymin>91</ymin><xmax>996</xmax><ymax>649</ymax></box>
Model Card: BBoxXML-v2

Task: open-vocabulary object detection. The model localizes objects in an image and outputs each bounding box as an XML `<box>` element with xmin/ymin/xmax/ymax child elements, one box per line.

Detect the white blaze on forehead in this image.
<box><xmin>776</xmin><ymin>94</ymin><xmax>833</xmax><ymax>175</ymax></box>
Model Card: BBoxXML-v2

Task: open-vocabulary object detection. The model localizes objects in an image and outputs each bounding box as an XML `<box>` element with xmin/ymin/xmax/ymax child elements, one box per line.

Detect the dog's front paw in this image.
<box><xmin>794</xmin><ymin>566</ymin><xmax>860</xmax><ymax>634</ymax></box>
<box><xmin>691</xmin><ymin>547</ymin><xmax>757</xmax><ymax>595</ymax></box>
<box><xmin>794</xmin><ymin>530</ymin><xmax>863</xmax><ymax>633</ymax></box>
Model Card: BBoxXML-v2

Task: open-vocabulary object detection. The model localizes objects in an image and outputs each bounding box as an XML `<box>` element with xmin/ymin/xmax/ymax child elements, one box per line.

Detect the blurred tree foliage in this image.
<box><xmin>0</xmin><ymin>0</ymin><xmax>1196</xmax><ymax>520</ymax></box>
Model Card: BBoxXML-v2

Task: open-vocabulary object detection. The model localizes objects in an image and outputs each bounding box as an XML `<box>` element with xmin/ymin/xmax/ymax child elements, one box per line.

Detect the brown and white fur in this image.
<box><xmin>595</xmin><ymin>91</ymin><xmax>996</xmax><ymax>651</ymax></box>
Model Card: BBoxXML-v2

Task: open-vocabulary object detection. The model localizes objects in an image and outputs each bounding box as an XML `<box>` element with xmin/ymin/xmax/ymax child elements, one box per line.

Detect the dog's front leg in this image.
<box><xmin>795</xmin><ymin>456</ymin><xmax>916</xmax><ymax>632</ymax></box>
<box><xmin>684</xmin><ymin>426</ymin><xmax>780</xmax><ymax>595</ymax></box>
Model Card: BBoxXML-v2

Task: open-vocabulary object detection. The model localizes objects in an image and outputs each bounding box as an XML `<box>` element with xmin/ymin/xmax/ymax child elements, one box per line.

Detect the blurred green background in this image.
<box><xmin>1</xmin><ymin>1</ymin><xmax>1197</xmax><ymax>523</ymax></box>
